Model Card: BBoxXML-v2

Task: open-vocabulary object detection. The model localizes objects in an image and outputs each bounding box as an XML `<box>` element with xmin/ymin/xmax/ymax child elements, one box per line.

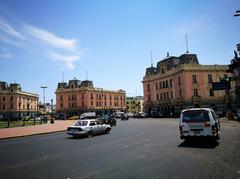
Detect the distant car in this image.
<box><xmin>32</xmin><ymin>116</ymin><xmax>42</xmax><ymax>121</ymax></box>
<box><xmin>126</xmin><ymin>113</ymin><xmax>134</xmax><ymax>118</ymax></box>
<box><xmin>134</xmin><ymin>112</ymin><xmax>146</xmax><ymax>118</ymax></box>
<box><xmin>113</xmin><ymin>112</ymin><xmax>124</xmax><ymax>118</ymax></box>
<box><xmin>24</xmin><ymin>116</ymin><xmax>35</xmax><ymax>121</ymax></box>
<box><xmin>67</xmin><ymin>119</ymin><xmax>111</xmax><ymax>138</ymax></box>
<box><xmin>179</xmin><ymin>108</ymin><xmax>220</xmax><ymax>142</ymax></box>
<box><xmin>80</xmin><ymin>112</ymin><xmax>96</xmax><ymax>119</ymax></box>
<box><xmin>97</xmin><ymin>115</ymin><xmax>117</xmax><ymax>126</ymax></box>
<box><xmin>121</xmin><ymin>113</ymin><xmax>129</xmax><ymax>120</ymax></box>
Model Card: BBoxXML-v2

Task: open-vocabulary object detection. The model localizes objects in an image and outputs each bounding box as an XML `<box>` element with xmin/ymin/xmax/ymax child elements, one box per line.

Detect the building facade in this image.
<box><xmin>126</xmin><ymin>96</ymin><xmax>144</xmax><ymax>113</ymax></box>
<box><xmin>0</xmin><ymin>81</ymin><xmax>39</xmax><ymax>120</ymax></box>
<box><xmin>142</xmin><ymin>53</ymin><xmax>235</xmax><ymax>117</ymax></box>
<box><xmin>55</xmin><ymin>78</ymin><xmax>126</xmax><ymax>118</ymax></box>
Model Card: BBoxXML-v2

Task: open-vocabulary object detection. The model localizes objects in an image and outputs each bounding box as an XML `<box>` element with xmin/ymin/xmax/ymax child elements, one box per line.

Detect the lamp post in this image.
<box><xmin>40</xmin><ymin>86</ymin><xmax>48</xmax><ymax>106</ymax></box>
<box><xmin>234</xmin><ymin>10</ymin><xmax>240</xmax><ymax>17</ymax></box>
<box><xmin>50</xmin><ymin>99</ymin><xmax>54</xmax><ymax>124</ymax></box>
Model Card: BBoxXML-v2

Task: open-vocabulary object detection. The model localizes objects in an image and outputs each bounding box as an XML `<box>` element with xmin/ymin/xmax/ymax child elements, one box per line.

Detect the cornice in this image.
<box><xmin>143</xmin><ymin>64</ymin><xmax>230</xmax><ymax>82</ymax></box>
<box><xmin>0</xmin><ymin>91</ymin><xmax>38</xmax><ymax>97</ymax></box>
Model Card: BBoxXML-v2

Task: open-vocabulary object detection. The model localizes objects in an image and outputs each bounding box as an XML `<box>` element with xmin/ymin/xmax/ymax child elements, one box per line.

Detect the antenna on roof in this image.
<box><xmin>86</xmin><ymin>71</ymin><xmax>88</xmax><ymax>80</ymax></box>
<box><xmin>185</xmin><ymin>34</ymin><xmax>189</xmax><ymax>53</ymax></box>
<box><xmin>62</xmin><ymin>71</ymin><xmax>65</xmax><ymax>82</ymax></box>
<box><xmin>150</xmin><ymin>51</ymin><xmax>153</xmax><ymax>67</ymax></box>
<box><xmin>135</xmin><ymin>89</ymin><xmax>137</xmax><ymax>97</ymax></box>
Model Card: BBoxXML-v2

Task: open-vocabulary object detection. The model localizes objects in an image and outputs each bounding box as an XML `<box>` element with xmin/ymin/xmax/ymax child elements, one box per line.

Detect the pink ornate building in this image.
<box><xmin>55</xmin><ymin>78</ymin><xmax>126</xmax><ymax>118</ymax></box>
<box><xmin>142</xmin><ymin>53</ymin><xmax>235</xmax><ymax>117</ymax></box>
<box><xmin>0</xmin><ymin>82</ymin><xmax>39</xmax><ymax>119</ymax></box>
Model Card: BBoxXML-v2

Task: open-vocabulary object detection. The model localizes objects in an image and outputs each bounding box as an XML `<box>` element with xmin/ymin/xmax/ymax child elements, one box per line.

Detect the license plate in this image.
<box><xmin>71</xmin><ymin>129</ymin><xmax>78</xmax><ymax>132</ymax></box>
<box><xmin>193</xmin><ymin>131</ymin><xmax>200</xmax><ymax>135</ymax></box>
<box><xmin>189</xmin><ymin>123</ymin><xmax>202</xmax><ymax>128</ymax></box>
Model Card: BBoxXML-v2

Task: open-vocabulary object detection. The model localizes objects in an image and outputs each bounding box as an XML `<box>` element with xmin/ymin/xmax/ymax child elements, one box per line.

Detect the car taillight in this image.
<box><xmin>212</xmin><ymin>125</ymin><xmax>217</xmax><ymax>135</ymax></box>
<box><xmin>204</xmin><ymin>123</ymin><xmax>210</xmax><ymax>127</ymax></box>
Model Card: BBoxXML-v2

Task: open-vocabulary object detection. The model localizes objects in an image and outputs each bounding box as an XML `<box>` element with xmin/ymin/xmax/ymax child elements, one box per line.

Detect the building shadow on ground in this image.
<box><xmin>178</xmin><ymin>138</ymin><xmax>219</xmax><ymax>149</ymax></box>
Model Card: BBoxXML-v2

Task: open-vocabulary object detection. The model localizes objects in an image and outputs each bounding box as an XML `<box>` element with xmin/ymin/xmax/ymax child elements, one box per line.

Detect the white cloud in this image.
<box><xmin>0</xmin><ymin>18</ymin><xmax>24</xmax><ymax>39</ymax></box>
<box><xmin>24</xmin><ymin>25</ymin><xmax>78</xmax><ymax>52</ymax></box>
<box><xmin>24</xmin><ymin>25</ymin><xmax>81</xmax><ymax>70</ymax></box>
<box><xmin>0</xmin><ymin>35</ymin><xmax>25</xmax><ymax>47</ymax></box>
<box><xmin>0</xmin><ymin>48</ymin><xmax>12</xmax><ymax>59</ymax></box>
<box><xmin>0</xmin><ymin>17</ymin><xmax>82</xmax><ymax>70</ymax></box>
<box><xmin>0</xmin><ymin>52</ymin><xmax>11</xmax><ymax>59</ymax></box>
<box><xmin>47</xmin><ymin>51</ymin><xmax>80</xmax><ymax>70</ymax></box>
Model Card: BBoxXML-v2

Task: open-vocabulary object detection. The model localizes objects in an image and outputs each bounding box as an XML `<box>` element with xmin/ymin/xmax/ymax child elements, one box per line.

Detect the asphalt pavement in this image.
<box><xmin>0</xmin><ymin>118</ymin><xmax>240</xmax><ymax>179</ymax></box>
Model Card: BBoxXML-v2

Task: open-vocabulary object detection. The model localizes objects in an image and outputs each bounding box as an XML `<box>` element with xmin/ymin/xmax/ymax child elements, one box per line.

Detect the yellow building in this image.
<box><xmin>126</xmin><ymin>96</ymin><xmax>144</xmax><ymax>113</ymax></box>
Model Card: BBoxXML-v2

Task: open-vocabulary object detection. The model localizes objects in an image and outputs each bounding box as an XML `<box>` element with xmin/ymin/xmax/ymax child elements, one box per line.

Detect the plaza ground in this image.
<box><xmin>0</xmin><ymin>118</ymin><xmax>240</xmax><ymax>179</ymax></box>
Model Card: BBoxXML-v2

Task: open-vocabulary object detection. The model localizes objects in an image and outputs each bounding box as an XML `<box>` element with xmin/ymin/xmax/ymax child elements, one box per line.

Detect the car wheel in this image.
<box><xmin>213</xmin><ymin>137</ymin><xmax>219</xmax><ymax>145</ymax></box>
<box><xmin>88</xmin><ymin>131</ymin><xmax>93</xmax><ymax>138</ymax></box>
<box><xmin>105</xmin><ymin>128</ymin><xmax>110</xmax><ymax>134</ymax></box>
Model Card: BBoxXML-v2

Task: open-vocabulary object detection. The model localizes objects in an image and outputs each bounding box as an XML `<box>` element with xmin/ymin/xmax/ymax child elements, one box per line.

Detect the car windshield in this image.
<box><xmin>182</xmin><ymin>110</ymin><xmax>210</xmax><ymax>122</ymax></box>
<box><xmin>99</xmin><ymin>115</ymin><xmax>108</xmax><ymax>120</ymax></box>
<box><xmin>75</xmin><ymin>121</ymin><xmax>88</xmax><ymax>126</ymax></box>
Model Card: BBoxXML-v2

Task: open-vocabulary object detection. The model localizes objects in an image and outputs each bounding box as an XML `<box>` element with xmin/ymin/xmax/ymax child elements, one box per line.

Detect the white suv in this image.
<box><xmin>179</xmin><ymin>108</ymin><xmax>220</xmax><ymax>142</ymax></box>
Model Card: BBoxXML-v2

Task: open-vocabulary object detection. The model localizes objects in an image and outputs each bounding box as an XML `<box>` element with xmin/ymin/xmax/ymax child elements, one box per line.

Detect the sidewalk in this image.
<box><xmin>0</xmin><ymin>120</ymin><xmax>76</xmax><ymax>140</ymax></box>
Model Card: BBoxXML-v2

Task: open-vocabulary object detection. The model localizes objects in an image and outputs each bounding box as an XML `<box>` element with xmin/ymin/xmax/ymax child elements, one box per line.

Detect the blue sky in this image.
<box><xmin>0</xmin><ymin>0</ymin><xmax>239</xmax><ymax>104</ymax></box>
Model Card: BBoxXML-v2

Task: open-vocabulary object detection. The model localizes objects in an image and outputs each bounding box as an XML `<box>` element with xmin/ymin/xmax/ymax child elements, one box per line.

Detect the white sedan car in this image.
<box><xmin>67</xmin><ymin>119</ymin><xmax>111</xmax><ymax>138</ymax></box>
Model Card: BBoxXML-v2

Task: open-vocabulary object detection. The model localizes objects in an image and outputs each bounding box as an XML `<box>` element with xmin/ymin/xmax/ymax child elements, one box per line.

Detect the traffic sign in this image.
<box><xmin>212</xmin><ymin>82</ymin><xmax>231</xmax><ymax>90</ymax></box>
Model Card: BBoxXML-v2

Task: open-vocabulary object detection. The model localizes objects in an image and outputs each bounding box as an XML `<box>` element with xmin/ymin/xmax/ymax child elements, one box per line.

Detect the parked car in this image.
<box><xmin>126</xmin><ymin>112</ymin><xmax>134</xmax><ymax>118</ymax></box>
<box><xmin>32</xmin><ymin>116</ymin><xmax>42</xmax><ymax>121</ymax></box>
<box><xmin>179</xmin><ymin>108</ymin><xmax>220</xmax><ymax>143</ymax></box>
<box><xmin>113</xmin><ymin>111</ymin><xmax>124</xmax><ymax>118</ymax></box>
<box><xmin>24</xmin><ymin>116</ymin><xmax>33</xmax><ymax>121</ymax></box>
<box><xmin>134</xmin><ymin>112</ymin><xmax>146</xmax><ymax>118</ymax></box>
<box><xmin>67</xmin><ymin>119</ymin><xmax>111</xmax><ymax>138</ymax></box>
<box><xmin>97</xmin><ymin>115</ymin><xmax>117</xmax><ymax>126</ymax></box>
<box><xmin>121</xmin><ymin>113</ymin><xmax>129</xmax><ymax>120</ymax></box>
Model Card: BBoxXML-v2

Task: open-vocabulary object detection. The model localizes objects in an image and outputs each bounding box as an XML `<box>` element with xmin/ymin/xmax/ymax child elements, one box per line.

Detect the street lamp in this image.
<box><xmin>40</xmin><ymin>86</ymin><xmax>48</xmax><ymax>105</ymax></box>
<box><xmin>234</xmin><ymin>10</ymin><xmax>240</xmax><ymax>17</ymax></box>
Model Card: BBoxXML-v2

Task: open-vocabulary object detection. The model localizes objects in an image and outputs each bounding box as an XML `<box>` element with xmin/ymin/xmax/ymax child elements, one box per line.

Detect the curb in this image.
<box><xmin>0</xmin><ymin>129</ymin><xmax>67</xmax><ymax>140</ymax></box>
